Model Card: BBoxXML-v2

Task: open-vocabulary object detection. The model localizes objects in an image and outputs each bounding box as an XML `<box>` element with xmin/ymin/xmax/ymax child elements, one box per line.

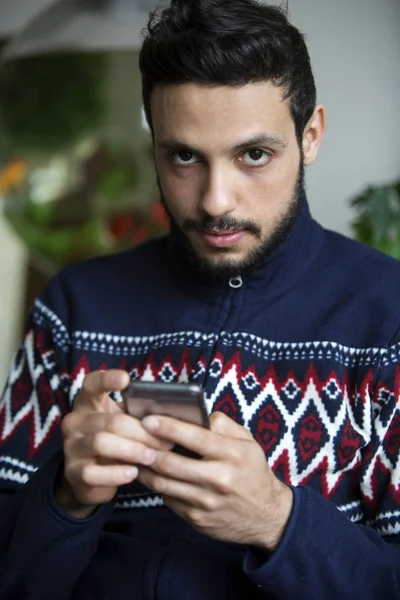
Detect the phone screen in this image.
<box><xmin>122</xmin><ymin>381</ymin><xmax>209</xmax><ymax>428</ymax></box>
<box><xmin>122</xmin><ymin>382</ymin><xmax>209</xmax><ymax>459</ymax></box>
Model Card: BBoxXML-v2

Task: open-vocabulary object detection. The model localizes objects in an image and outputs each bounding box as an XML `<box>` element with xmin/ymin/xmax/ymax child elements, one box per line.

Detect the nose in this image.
<box><xmin>198</xmin><ymin>164</ymin><xmax>238</xmax><ymax>218</ymax></box>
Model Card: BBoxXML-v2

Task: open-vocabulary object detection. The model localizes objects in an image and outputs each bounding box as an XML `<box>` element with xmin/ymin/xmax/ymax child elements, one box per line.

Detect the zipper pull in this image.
<box><xmin>229</xmin><ymin>276</ymin><xmax>243</xmax><ymax>289</ymax></box>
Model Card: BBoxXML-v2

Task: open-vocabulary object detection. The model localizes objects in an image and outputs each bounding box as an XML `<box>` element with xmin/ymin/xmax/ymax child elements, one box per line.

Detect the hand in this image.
<box><xmin>137</xmin><ymin>412</ymin><xmax>293</xmax><ymax>552</ymax></box>
<box><xmin>56</xmin><ymin>370</ymin><xmax>171</xmax><ymax>518</ymax></box>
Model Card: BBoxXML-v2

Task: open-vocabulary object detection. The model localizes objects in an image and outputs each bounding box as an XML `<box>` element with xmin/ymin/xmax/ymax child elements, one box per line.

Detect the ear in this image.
<box><xmin>302</xmin><ymin>104</ymin><xmax>326</xmax><ymax>166</ymax></box>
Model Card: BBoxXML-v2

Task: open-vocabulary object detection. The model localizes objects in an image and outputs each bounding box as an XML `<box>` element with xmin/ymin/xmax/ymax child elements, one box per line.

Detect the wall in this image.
<box><xmin>287</xmin><ymin>0</ymin><xmax>400</xmax><ymax>235</ymax></box>
<box><xmin>0</xmin><ymin>216</ymin><xmax>26</xmax><ymax>387</ymax></box>
<box><xmin>0</xmin><ymin>0</ymin><xmax>54</xmax><ymax>389</ymax></box>
<box><xmin>0</xmin><ymin>0</ymin><xmax>56</xmax><ymax>36</ymax></box>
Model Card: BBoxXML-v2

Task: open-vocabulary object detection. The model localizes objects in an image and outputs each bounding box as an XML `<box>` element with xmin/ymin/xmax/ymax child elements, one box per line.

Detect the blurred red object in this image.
<box><xmin>133</xmin><ymin>225</ymin><xmax>150</xmax><ymax>245</ymax></box>
<box><xmin>108</xmin><ymin>199</ymin><xmax>169</xmax><ymax>249</ymax></box>
<box><xmin>150</xmin><ymin>199</ymin><xmax>169</xmax><ymax>228</ymax></box>
<box><xmin>109</xmin><ymin>214</ymin><xmax>136</xmax><ymax>240</ymax></box>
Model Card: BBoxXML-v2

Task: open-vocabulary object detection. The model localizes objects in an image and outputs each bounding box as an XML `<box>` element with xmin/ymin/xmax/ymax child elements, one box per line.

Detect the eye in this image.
<box><xmin>172</xmin><ymin>151</ymin><xmax>198</xmax><ymax>166</ymax></box>
<box><xmin>240</xmin><ymin>148</ymin><xmax>271</xmax><ymax>167</ymax></box>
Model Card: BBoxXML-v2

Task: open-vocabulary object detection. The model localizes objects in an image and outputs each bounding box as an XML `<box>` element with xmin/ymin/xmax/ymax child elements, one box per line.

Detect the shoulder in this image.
<box><xmin>318</xmin><ymin>229</ymin><xmax>400</xmax><ymax>345</ymax></box>
<box><xmin>35</xmin><ymin>238</ymin><xmax>169</xmax><ymax>327</ymax></box>
<box><xmin>50</xmin><ymin>237</ymin><xmax>170</xmax><ymax>303</ymax></box>
<box><xmin>59</xmin><ymin>237</ymin><xmax>167</xmax><ymax>286</ymax></box>
<box><xmin>323</xmin><ymin>229</ymin><xmax>400</xmax><ymax>286</ymax></box>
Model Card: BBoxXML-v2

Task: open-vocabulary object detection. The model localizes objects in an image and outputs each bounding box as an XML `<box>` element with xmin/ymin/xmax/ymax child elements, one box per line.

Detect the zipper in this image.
<box><xmin>198</xmin><ymin>275</ymin><xmax>244</xmax><ymax>390</ymax></box>
<box><xmin>228</xmin><ymin>275</ymin><xmax>243</xmax><ymax>289</ymax></box>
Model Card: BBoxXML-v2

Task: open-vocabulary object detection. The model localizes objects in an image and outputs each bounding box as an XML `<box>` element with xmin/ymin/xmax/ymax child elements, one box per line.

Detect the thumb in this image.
<box><xmin>209</xmin><ymin>411</ymin><xmax>252</xmax><ymax>440</ymax></box>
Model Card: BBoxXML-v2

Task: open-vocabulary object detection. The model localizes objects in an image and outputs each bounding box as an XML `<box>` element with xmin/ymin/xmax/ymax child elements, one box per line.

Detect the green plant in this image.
<box><xmin>0</xmin><ymin>53</ymin><xmax>106</xmax><ymax>154</ymax></box>
<box><xmin>350</xmin><ymin>180</ymin><xmax>400</xmax><ymax>259</ymax></box>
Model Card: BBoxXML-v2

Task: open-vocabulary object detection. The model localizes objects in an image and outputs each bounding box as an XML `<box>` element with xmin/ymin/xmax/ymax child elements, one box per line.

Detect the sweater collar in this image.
<box><xmin>165</xmin><ymin>192</ymin><xmax>325</xmax><ymax>304</ymax></box>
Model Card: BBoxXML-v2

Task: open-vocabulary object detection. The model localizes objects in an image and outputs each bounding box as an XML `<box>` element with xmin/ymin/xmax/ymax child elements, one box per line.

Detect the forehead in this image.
<box><xmin>151</xmin><ymin>82</ymin><xmax>295</xmax><ymax>149</ymax></box>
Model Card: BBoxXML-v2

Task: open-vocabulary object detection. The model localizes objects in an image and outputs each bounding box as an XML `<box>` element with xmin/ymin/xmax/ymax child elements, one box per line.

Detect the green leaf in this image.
<box><xmin>0</xmin><ymin>53</ymin><xmax>106</xmax><ymax>154</ymax></box>
<box><xmin>350</xmin><ymin>181</ymin><xmax>400</xmax><ymax>256</ymax></box>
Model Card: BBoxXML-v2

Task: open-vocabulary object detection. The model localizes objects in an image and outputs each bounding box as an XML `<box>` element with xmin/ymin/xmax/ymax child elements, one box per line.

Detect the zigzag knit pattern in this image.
<box><xmin>1</xmin><ymin>299</ymin><xmax>400</xmax><ymax>537</ymax></box>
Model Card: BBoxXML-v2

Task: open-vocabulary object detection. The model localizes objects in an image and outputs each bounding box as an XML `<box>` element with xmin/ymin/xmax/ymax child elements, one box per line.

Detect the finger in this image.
<box><xmin>71</xmin><ymin>461</ymin><xmax>139</xmax><ymax>488</ymax></box>
<box><xmin>71</xmin><ymin>431</ymin><xmax>161</xmax><ymax>466</ymax></box>
<box><xmin>141</xmin><ymin>415</ymin><xmax>233</xmax><ymax>460</ymax></box>
<box><xmin>149</xmin><ymin>449</ymin><xmax>228</xmax><ymax>488</ymax></box>
<box><xmin>149</xmin><ymin>449</ymin><xmax>206</xmax><ymax>481</ymax></box>
<box><xmin>138</xmin><ymin>466</ymin><xmax>204</xmax><ymax>505</ymax></box>
<box><xmin>162</xmin><ymin>496</ymin><xmax>207</xmax><ymax>525</ymax></box>
<box><xmin>151</xmin><ymin>450</ymin><xmax>240</xmax><ymax>497</ymax></box>
<box><xmin>76</xmin><ymin>370</ymin><xmax>130</xmax><ymax>410</ymax></box>
<box><xmin>209</xmin><ymin>411</ymin><xmax>253</xmax><ymax>440</ymax></box>
<box><xmin>162</xmin><ymin>495</ymin><xmax>188</xmax><ymax>514</ymax></box>
<box><xmin>162</xmin><ymin>495</ymin><xmax>195</xmax><ymax>517</ymax></box>
<box><xmin>63</xmin><ymin>412</ymin><xmax>173</xmax><ymax>450</ymax></box>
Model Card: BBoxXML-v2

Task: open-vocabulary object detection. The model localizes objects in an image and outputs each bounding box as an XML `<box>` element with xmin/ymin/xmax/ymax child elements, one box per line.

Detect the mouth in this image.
<box><xmin>198</xmin><ymin>229</ymin><xmax>246</xmax><ymax>248</ymax></box>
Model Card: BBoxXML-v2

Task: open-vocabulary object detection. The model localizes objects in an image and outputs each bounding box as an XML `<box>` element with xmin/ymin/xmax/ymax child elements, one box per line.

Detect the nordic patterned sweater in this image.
<box><xmin>1</xmin><ymin>196</ymin><xmax>400</xmax><ymax>600</ymax></box>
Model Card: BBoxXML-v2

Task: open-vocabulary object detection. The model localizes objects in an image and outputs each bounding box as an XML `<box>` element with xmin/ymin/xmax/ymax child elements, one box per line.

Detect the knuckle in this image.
<box><xmin>200</xmin><ymin>493</ymin><xmax>218</xmax><ymax>512</ymax></box>
<box><xmin>187</xmin><ymin>507</ymin><xmax>204</xmax><ymax>528</ymax></box>
<box><xmin>209</xmin><ymin>411</ymin><xmax>228</xmax><ymax>433</ymax></box>
<box><xmin>158</xmin><ymin>452</ymin><xmax>175</xmax><ymax>473</ymax></box>
<box><xmin>91</xmin><ymin>432</ymin><xmax>106</xmax><ymax>455</ymax></box>
<box><xmin>106</xmin><ymin>413</ymin><xmax>121</xmax><ymax>435</ymax></box>
<box><xmin>215</xmin><ymin>467</ymin><xmax>234</xmax><ymax>494</ymax></box>
<box><xmin>211</xmin><ymin>411</ymin><xmax>225</xmax><ymax>426</ymax></box>
<box><xmin>80</xmin><ymin>463</ymin><xmax>95</xmax><ymax>486</ymax></box>
<box><xmin>153</xmin><ymin>475</ymin><xmax>167</xmax><ymax>494</ymax></box>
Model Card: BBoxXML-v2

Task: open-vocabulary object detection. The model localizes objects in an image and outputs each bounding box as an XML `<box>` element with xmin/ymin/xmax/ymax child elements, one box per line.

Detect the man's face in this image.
<box><xmin>152</xmin><ymin>82</ymin><xmax>304</xmax><ymax>277</ymax></box>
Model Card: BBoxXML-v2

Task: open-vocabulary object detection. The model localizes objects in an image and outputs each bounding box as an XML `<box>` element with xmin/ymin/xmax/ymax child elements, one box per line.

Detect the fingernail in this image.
<box><xmin>142</xmin><ymin>416</ymin><xmax>160</xmax><ymax>431</ymax></box>
<box><xmin>125</xmin><ymin>466</ymin><xmax>138</xmax><ymax>480</ymax></box>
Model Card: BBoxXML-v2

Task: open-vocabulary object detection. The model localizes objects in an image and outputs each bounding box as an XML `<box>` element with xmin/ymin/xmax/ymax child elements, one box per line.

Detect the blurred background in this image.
<box><xmin>0</xmin><ymin>0</ymin><xmax>399</xmax><ymax>385</ymax></box>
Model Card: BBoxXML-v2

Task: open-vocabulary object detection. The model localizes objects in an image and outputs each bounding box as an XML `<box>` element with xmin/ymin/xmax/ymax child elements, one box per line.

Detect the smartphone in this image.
<box><xmin>122</xmin><ymin>381</ymin><xmax>209</xmax><ymax>458</ymax></box>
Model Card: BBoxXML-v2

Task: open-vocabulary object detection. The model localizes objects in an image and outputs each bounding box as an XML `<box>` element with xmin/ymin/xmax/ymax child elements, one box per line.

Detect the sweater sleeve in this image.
<box><xmin>0</xmin><ymin>276</ymin><xmax>72</xmax><ymax>496</ymax></box>
<box><xmin>243</xmin><ymin>337</ymin><xmax>400</xmax><ymax>599</ymax></box>
<box><xmin>0</xmin><ymin>276</ymin><xmax>103</xmax><ymax>598</ymax></box>
<box><xmin>0</xmin><ymin>450</ymin><xmax>114</xmax><ymax>600</ymax></box>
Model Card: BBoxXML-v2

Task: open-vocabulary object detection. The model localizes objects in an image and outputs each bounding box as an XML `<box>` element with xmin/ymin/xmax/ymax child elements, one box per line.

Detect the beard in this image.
<box><xmin>158</xmin><ymin>162</ymin><xmax>305</xmax><ymax>279</ymax></box>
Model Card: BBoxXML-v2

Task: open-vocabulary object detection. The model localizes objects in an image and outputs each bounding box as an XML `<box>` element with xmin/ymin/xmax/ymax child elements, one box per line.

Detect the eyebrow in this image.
<box><xmin>155</xmin><ymin>133</ymin><xmax>288</xmax><ymax>155</ymax></box>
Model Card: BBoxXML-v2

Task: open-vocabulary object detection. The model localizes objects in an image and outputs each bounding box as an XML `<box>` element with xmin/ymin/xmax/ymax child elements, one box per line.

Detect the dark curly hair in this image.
<box><xmin>139</xmin><ymin>0</ymin><xmax>316</xmax><ymax>143</ymax></box>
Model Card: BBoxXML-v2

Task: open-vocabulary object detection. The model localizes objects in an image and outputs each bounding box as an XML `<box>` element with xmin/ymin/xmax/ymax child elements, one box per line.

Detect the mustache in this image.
<box><xmin>183</xmin><ymin>216</ymin><xmax>261</xmax><ymax>237</ymax></box>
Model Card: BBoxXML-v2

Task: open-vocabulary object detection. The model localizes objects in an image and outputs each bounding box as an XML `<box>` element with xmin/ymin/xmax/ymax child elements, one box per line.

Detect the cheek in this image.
<box><xmin>264</xmin><ymin>155</ymin><xmax>300</xmax><ymax>199</ymax></box>
<box><xmin>246</xmin><ymin>170</ymin><xmax>293</xmax><ymax>210</ymax></box>
<box><xmin>167</xmin><ymin>195</ymin><xmax>193</xmax><ymax>222</ymax></box>
<box><xmin>246</xmin><ymin>163</ymin><xmax>299</xmax><ymax>226</ymax></box>
<box><xmin>158</xmin><ymin>165</ymin><xmax>201</xmax><ymax>220</ymax></box>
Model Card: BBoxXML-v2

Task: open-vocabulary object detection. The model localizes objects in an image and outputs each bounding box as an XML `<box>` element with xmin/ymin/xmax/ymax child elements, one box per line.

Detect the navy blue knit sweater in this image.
<box><xmin>1</xmin><ymin>197</ymin><xmax>400</xmax><ymax>599</ymax></box>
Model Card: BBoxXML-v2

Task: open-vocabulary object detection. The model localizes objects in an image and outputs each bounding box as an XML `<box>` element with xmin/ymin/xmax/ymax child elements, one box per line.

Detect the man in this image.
<box><xmin>0</xmin><ymin>0</ymin><xmax>399</xmax><ymax>598</ymax></box>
